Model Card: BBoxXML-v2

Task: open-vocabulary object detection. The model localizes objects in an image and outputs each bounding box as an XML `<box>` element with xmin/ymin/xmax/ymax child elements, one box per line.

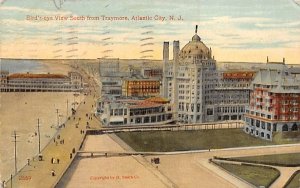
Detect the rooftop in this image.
<box><xmin>8</xmin><ymin>73</ymin><xmax>68</xmax><ymax>79</ymax></box>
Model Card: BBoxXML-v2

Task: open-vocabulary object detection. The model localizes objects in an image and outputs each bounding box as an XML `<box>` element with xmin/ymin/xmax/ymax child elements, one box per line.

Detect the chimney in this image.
<box><xmin>163</xmin><ymin>42</ymin><xmax>169</xmax><ymax>62</ymax></box>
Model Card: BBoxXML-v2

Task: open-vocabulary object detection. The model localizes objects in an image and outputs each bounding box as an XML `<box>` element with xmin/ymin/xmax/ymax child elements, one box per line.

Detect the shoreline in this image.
<box><xmin>0</xmin><ymin>92</ymin><xmax>84</xmax><ymax>181</ymax></box>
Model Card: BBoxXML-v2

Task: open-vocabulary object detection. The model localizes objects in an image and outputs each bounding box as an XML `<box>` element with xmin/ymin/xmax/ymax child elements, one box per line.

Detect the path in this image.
<box><xmin>144</xmin><ymin>144</ymin><xmax>300</xmax><ymax>188</ymax></box>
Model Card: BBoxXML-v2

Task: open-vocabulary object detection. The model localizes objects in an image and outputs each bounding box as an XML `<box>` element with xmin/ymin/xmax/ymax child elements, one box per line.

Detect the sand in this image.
<box><xmin>0</xmin><ymin>92</ymin><xmax>84</xmax><ymax>181</ymax></box>
<box><xmin>0</xmin><ymin>60</ymin><xmax>85</xmax><ymax>182</ymax></box>
<box><xmin>58</xmin><ymin>135</ymin><xmax>170</xmax><ymax>188</ymax></box>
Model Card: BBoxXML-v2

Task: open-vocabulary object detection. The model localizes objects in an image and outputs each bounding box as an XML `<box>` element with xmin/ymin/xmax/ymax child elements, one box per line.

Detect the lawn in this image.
<box><xmin>231</xmin><ymin>153</ymin><xmax>300</xmax><ymax>166</ymax></box>
<box><xmin>217</xmin><ymin>163</ymin><xmax>280</xmax><ymax>187</ymax></box>
<box><xmin>285</xmin><ymin>171</ymin><xmax>300</xmax><ymax>188</ymax></box>
<box><xmin>115</xmin><ymin>129</ymin><xmax>293</xmax><ymax>152</ymax></box>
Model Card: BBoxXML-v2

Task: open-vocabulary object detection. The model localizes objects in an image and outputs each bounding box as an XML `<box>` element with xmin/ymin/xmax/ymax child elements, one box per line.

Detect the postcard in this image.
<box><xmin>1</xmin><ymin>0</ymin><xmax>300</xmax><ymax>188</ymax></box>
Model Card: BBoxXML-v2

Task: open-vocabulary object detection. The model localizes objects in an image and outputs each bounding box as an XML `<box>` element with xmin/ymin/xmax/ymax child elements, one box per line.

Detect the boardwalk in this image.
<box><xmin>5</xmin><ymin>68</ymin><xmax>100</xmax><ymax>188</ymax></box>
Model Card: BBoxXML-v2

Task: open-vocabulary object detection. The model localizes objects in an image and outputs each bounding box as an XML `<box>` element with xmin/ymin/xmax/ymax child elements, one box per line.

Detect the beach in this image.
<box><xmin>0</xmin><ymin>60</ymin><xmax>84</xmax><ymax>181</ymax></box>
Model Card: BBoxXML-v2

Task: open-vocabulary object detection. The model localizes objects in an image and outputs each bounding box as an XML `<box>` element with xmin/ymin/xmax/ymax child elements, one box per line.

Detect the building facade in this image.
<box><xmin>244</xmin><ymin>62</ymin><xmax>300</xmax><ymax>140</ymax></box>
<box><xmin>215</xmin><ymin>71</ymin><xmax>255</xmax><ymax>121</ymax></box>
<box><xmin>141</xmin><ymin>67</ymin><xmax>163</xmax><ymax>79</ymax></box>
<box><xmin>122</xmin><ymin>79</ymin><xmax>160</xmax><ymax>97</ymax></box>
<box><xmin>162</xmin><ymin>26</ymin><xmax>254</xmax><ymax>123</ymax></box>
<box><xmin>0</xmin><ymin>71</ymin><xmax>83</xmax><ymax>92</ymax></box>
<box><xmin>97</xmin><ymin>97</ymin><xmax>174</xmax><ymax>126</ymax></box>
<box><xmin>99</xmin><ymin>58</ymin><xmax>130</xmax><ymax>97</ymax></box>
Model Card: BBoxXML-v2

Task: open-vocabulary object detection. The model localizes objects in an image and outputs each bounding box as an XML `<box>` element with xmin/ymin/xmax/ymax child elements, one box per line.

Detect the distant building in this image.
<box><xmin>162</xmin><ymin>26</ymin><xmax>255</xmax><ymax>123</ymax></box>
<box><xmin>244</xmin><ymin>62</ymin><xmax>300</xmax><ymax>140</ymax></box>
<box><xmin>97</xmin><ymin>96</ymin><xmax>174</xmax><ymax>126</ymax></box>
<box><xmin>99</xmin><ymin>58</ymin><xmax>120</xmax><ymax>77</ymax></box>
<box><xmin>122</xmin><ymin>79</ymin><xmax>160</xmax><ymax>97</ymax></box>
<box><xmin>141</xmin><ymin>67</ymin><xmax>163</xmax><ymax>79</ymax></box>
<box><xmin>215</xmin><ymin>71</ymin><xmax>255</xmax><ymax>121</ymax></box>
<box><xmin>0</xmin><ymin>71</ymin><xmax>83</xmax><ymax>92</ymax></box>
<box><xmin>98</xmin><ymin>58</ymin><xmax>130</xmax><ymax>97</ymax></box>
<box><xmin>100</xmin><ymin>77</ymin><xmax>123</xmax><ymax>97</ymax></box>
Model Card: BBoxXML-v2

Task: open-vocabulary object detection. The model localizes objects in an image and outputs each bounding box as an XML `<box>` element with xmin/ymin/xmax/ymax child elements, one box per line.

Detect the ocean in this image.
<box><xmin>0</xmin><ymin>59</ymin><xmax>46</xmax><ymax>73</ymax></box>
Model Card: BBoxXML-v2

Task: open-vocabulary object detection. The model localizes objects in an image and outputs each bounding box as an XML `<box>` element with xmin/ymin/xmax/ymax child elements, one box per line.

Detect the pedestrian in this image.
<box><xmin>72</xmin><ymin>148</ymin><xmax>75</xmax><ymax>153</ymax></box>
<box><xmin>56</xmin><ymin>141</ymin><xmax>58</xmax><ymax>146</ymax></box>
<box><xmin>57</xmin><ymin>159</ymin><xmax>60</xmax><ymax>164</ymax></box>
<box><xmin>54</xmin><ymin>138</ymin><xmax>55</xmax><ymax>143</ymax></box>
<box><xmin>51</xmin><ymin>158</ymin><xmax>54</xmax><ymax>164</ymax></box>
<box><xmin>53</xmin><ymin>158</ymin><xmax>56</xmax><ymax>164</ymax></box>
<box><xmin>27</xmin><ymin>159</ymin><xmax>30</xmax><ymax>166</ymax></box>
<box><xmin>51</xmin><ymin>170</ymin><xmax>55</xmax><ymax>176</ymax></box>
<box><xmin>70</xmin><ymin>153</ymin><xmax>72</xmax><ymax>159</ymax></box>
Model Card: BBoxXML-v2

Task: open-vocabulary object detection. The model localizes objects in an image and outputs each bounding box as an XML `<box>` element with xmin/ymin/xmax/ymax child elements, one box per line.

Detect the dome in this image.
<box><xmin>179</xmin><ymin>33</ymin><xmax>210</xmax><ymax>60</ymax></box>
<box><xmin>192</xmin><ymin>34</ymin><xmax>201</xmax><ymax>41</ymax></box>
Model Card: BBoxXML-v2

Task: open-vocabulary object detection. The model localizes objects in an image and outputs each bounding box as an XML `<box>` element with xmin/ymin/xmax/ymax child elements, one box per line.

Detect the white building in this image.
<box><xmin>162</xmin><ymin>26</ymin><xmax>254</xmax><ymax>123</ymax></box>
<box><xmin>0</xmin><ymin>71</ymin><xmax>83</xmax><ymax>92</ymax></box>
<box><xmin>97</xmin><ymin>96</ymin><xmax>174</xmax><ymax>126</ymax></box>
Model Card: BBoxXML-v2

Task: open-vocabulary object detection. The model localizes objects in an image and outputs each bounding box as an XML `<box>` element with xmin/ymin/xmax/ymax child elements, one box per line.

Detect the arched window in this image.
<box><xmin>282</xmin><ymin>124</ymin><xmax>288</xmax><ymax>132</ymax></box>
<box><xmin>291</xmin><ymin>123</ymin><xmax>298</xmax><ymax>131</ymax></box>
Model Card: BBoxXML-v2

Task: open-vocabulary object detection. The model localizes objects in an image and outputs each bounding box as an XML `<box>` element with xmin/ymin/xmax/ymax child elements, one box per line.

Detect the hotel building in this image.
<box><xmin>244</xmin><ymin>62</ymin><xmax>300</xmax><ymax>140</ymax></box>
<box><xmin>122</xmin><ymin>79</ymin><xmax>160</xmax><ymax>97</ymax></box>
<box><xmin>97</xmin><ymin>97</ymin><xmax>174</xmax><ymax>126</ymax></box>
<box><xmin>162</xmin><ymin>26</ymin><xmax>255</xmax><ymax>123</ymax></box>
<box><xmin>0</xmin><ymin>71</ymin><xmax>83</xmax><ymax>92</ymax></box>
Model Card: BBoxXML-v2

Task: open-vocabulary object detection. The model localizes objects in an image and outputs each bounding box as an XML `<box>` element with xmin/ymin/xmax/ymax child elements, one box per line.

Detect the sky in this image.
<box><xmin>0</xmin><ymin>0</ymin><xmax>300</xmax><ymax>64</ymax></box>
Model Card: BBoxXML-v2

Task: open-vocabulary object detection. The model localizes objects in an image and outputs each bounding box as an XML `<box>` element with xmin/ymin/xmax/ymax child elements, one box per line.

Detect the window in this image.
<box><xmin>207</xmin><ymin>108</ymin><xmax>213</xmax><ymax>116</ymax></box>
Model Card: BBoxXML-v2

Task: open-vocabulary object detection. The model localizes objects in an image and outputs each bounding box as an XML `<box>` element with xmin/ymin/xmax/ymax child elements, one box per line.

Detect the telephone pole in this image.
<box><xmin>11</xmin><ymin>130</ymin><xmax>19</xmax><ymax>175</ymax></box>
<box><xmin>56</xmin><ymin>109</ymin><xmax>59</xmax><ymax>127</ymax></box>
<box><xmin>67</xmin><ymin>99</ymin><xmax>69</xmax><ymax>117</ymax></box>
<box><xmin>37</xmin><ymin>118</ymin><xmax>41</xmax><ymax>154</ymax></box>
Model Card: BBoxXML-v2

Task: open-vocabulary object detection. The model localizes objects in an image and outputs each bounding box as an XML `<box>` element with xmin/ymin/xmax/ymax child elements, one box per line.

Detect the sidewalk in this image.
<box><xmin>5</xmin><ymin>71</ymin><xmax>100</xmax><ymax>188</ymax></box>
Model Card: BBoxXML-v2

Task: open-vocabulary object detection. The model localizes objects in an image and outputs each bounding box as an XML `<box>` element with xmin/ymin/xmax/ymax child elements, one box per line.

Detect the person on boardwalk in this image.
<box><xmin>51</xmin><ymin>158</ymin><xmax>54</xmax><ymax>164</ymax></box>
<box><xmin>57</xmin><ymin>159</ymin><xmax>60</xmax><ymax>164</ymax></box>
<box><xmin>70</xmin><ymin>153</ymin><xmax>72</xmax><ymax>159</ymax></box>
<box><xmin>51</xmin><ymin>170</ymin><xmax>55</xmax><ymax>176</ymax></box>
